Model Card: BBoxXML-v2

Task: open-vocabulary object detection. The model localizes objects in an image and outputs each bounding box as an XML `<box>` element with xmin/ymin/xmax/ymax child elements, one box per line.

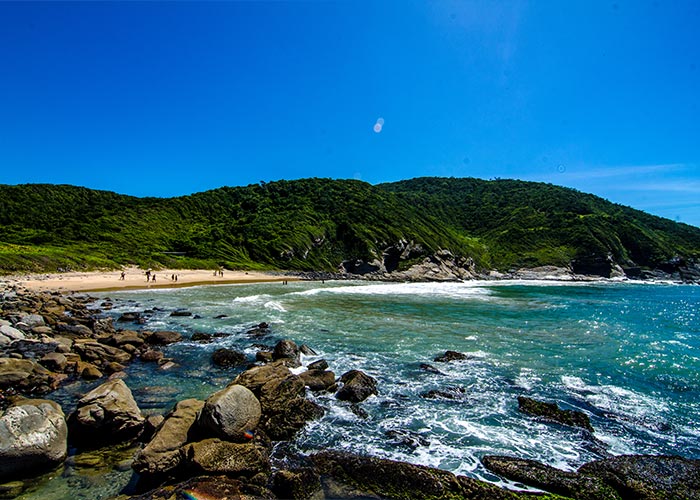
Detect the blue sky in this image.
<box><xmin>1</xmin><ymin>1</ymin><xmax>698</xmax><ymax>226</ymax></box>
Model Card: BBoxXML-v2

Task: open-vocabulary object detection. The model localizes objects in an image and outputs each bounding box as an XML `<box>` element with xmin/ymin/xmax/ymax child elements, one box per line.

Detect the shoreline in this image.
<box><xmin>0</xmin><ymin>267</ymin><xmax>296</xmax><ymax>293</ymax></box>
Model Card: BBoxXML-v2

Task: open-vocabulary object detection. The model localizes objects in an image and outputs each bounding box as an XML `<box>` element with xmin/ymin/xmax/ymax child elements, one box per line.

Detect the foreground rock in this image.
<box><xmin>335</xmin><ymin>369</ymin><xmax>378</xmax><ymax>403</ymax></box>
<box><xmin>578</xmin><ymin>454</ymin><xmax>700</xmax><ymax>500</ymax></box>
<box><xmin>0</xmin><ymin>398</ymin><xmax>67</xmax><ymax>480</ymax></box>
<box><xmin>198</xmin><ymin>384</ymin><xmax>261</xmax><ymax>442</ymax></box>
<box><xmin>130</xmin><ymin>474</ymin><xmax>275</xmax><ymax>500</ymax></box>
<box><xmin>183</xmin><ymin>438</ymin><xmax>271</xmax><ymax>479</ymax></box>
<box><xmin>482</xmin><ymin>455</ymin><xmax>620</xmax><ymax>500</ymax></box>
<box><xmin>68</xmin><ymin>379</ymin><xmax>144</xmax><ymax>447</ymax></box>
<box><xmin>518</xmin><ymin>396</ymin><xmax>594</xmax><ymax>432</ymax></box>
<box><xmin>310</xmin><ymin>450</ymin><xmax>544</xmax><ymax>499</ymax></box>
<box><xmin>133</xmin><ymin>398</ymin><xmax>204</xmax><ymax>477</ymax></box>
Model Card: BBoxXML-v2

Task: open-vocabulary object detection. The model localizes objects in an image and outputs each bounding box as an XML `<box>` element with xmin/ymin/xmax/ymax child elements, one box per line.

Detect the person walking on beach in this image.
<box><xmin>152</xmin><ymin>274</ymin><xmax>156</xmax><ymax>282</ymax></box>
<box><xmin>120</xmin><ymin>271</ymin><xmax>125</xmax><ymax>280</ymax></box>
<box><xmin>146</xmin><ymin>270</ymin><xmax>151</xmax><ymax>282</ymax></box>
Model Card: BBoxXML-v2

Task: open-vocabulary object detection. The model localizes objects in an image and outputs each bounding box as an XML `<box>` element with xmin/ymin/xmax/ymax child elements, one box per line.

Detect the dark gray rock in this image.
<box><xmin>335</xmin><ymin>370</ymin><xmax>378</xmax><ymax>403</ymax></box>
<box><xmin>482</xmin><ymin>455</ymin><xmax>621</xmax><ymax>500</ymax></box>
<box><xmin>434</xmin><ymin>350</ymin><xmax>468</xmax><ymax>362</ymax></box>
<box><xmin>518</xmin><ymin>396</ymin><xmax>594</xmax><ymax>432</ymax></box>
<box><xmin>578</xmin><ymin>454</ymin><xmax>700</xmax><ymax>500</ymax></box>
<box><xmin>211</xmin><ymin>348</ymin><xmax>247</xmax><ymax>368</ymax></box>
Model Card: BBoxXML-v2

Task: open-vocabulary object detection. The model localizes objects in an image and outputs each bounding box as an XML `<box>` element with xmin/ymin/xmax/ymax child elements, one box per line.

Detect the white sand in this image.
<box><xmin>2</xmin><ymin>266</ymin><xmax>294</xmax><ymax>292</ymax></box>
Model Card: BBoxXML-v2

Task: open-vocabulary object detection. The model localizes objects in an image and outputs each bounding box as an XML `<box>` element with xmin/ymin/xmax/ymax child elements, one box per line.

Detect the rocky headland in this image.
<box><xmin>1</xmin><ymin>284</ymin><xmax>698</xmax><ymax>499</ymax></box>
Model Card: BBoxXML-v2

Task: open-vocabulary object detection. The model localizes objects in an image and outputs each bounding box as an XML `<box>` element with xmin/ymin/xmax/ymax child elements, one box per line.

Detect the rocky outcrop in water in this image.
<box><xmin>518</xmin><ymin>396</ymin><xmax>594</xmax><ymax>432</ymax></box>
<box><xmin>335</xmin><ymin>369</ymin><xmax>378</xmax><ymax>403</ymax></box>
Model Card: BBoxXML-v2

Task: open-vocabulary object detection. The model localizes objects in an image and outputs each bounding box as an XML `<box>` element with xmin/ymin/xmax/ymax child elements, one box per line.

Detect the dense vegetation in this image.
<box><xmin>0</xmin><ymin>177</ymin><xmax>698</xmax><ymax>274</ymax></box>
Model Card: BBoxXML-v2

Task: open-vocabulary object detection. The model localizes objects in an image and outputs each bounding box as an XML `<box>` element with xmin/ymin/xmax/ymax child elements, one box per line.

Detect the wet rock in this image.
<box><xmin>272</xmin><ymin>339</ymin><xmax>301</xmax><ymax>367</ymax></box>
<box><xmin>133</xmin><ymin>398</ymin><xmax>204</xmax><ymax>476</ymax></box>
<box><xmin>270</xmin><ymin>467</ymin><xmax>322</xmax><ymax>500</ymax></box>
<box><xmin>434</xmin><ymin>350</ymin><xmax>468</xmax><ymax>362</ymax></box>
<box><xmin>232</xmin><ymin>360</ymin><xmax>292</xmax><ymax>395</ymax></box>
<box><xmin>420</xmin><ymin>386</ymin><xmax>467</xmax><ymax>400</ymax></box>
<box><xmin>307</xmin><ymin>359</ymin><xmax>329</xmax><ymax>371</ymax></box>
<box><xmin>105</xmin><ymin>330</ymin><xmax>145</xmax><ymax>348</ymax></box>
<box><xmin>72</xmin><ymin>340</ymin><xmax>132</xmax><ymax>365</ymax></box>
<box><xmin>129</xmin><ymin>475</ymin><xmax>275</xmax><ymax>500</ymax></box>
<box><xmin>198</xmin><ymin>385</ymin><xmax>261</xmax><ymax>442</ymax></box>
<box><xmin>146</xmin><ymin>331</ymin><xmax>183</xmax><ymax>345</ymax></box>
<box><xmin>256</xmin><ymin>351</ymin><xmax>273</xmax><ymax>363</ymax></box>
<box><xmin>169</xmin><ymin>310</ymin><xmax>192</xmax><ymax>317</ymax></box>
<box><xmin>0</xmin><ymin>357</ymin><xmax>59</xmax><ymax>395</ymax></box>
<box><xmin>211</xmin><ymin>348</ymin><xmax>247</xmax><ymax>368</ymax></box>
<box><xmin>0</xmin><ymin>399</ymin><xmax>67</xmax><ymax>481</ymax></box>
<box><xmin>299</xmin><ymin>369</ymin><xmax>336</xmax><ymax>392</ymax></box>
<box><xmin>191</xmin><ymin>332</ymin><xmax>212</xmax><ymax>343</ymax></box>
<box><xmin>140</xmin><ymin>349</ymin><xmax>163</xmax><ymax>363</ymax></box>
<box><xmin>246</xmin><ymin>322</ymin><xmax>270</xmax><ymax>338</ymax></box>
<box><xmin>183</xmin><ymin>438</ymin><xmax>270</xmax><ymax>479</ymax></box>
<box><xmin>482</xmin><ymin>455</ymin><xmax>620</xmax><ymax>500</ymax></box>
<box><xmin>264</xmin><ymin>398</ymin><xmax>324</xmax><ymax>441</ymax></box>
<box><xmin>68</xmin><ymin>379</ymin><xmax>144</xmax><ymax>447</ymax></box>
<box><xmin>299</xmin><ymin>344</ymin><xmax>317</xmax><ymax>356</ymax></box>
<box><xmin>518</xmin><ymin>396</ymin><xmax>594</xmax><ymax>432</ymax></box>
<box><xmin>258</xmin><ymin>375</ymin><xmax>305</xmax><ymax>415</ymax></box>
<box><xmin>578</xmin><ymin>454</ymin><xmax>700</xmax><ymax>500</ymax></box>
<box><xmin>39</xmin><ymin>352</ymin><xmax>67</xmax><ymax>372</ymax></box>
<box><xmin>335</xmin><ymin>370</ymin><xmax>378</xmax><ymax>403</ymax></box>
<box><xmin>419</xmin><ymin>363</ymin><xmax>445</xmax><ymax>375</ymax></box>
<box><xmin>117</xmin><ymin>312</ymin><xmax>141</xmax><ymax>323</ymax></box>
<box><xmin>77</xmin><ymin>361</ymin><xmax>103</xmax><ymax>380</ymax></box>
<box><xmin>386</xmin><ymin>429</ymin><xmax>430</xmax><ymax>449</ymax></box>
<box><xmin>310</xmin><ymin>450</ymin><xmax>537</xmax><ymax>500</ymax></box>
<box><xmin>213</xmin><ymin>314</ymin><xmax>228</xmax><ymax>319</ymax></box>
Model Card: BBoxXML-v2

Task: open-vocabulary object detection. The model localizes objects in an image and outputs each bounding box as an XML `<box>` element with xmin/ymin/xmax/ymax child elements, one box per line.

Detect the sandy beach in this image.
<box><xmin>1</xmin><ymin>266</ymin><xmax>294</xmax><ymax>293</ymax></box>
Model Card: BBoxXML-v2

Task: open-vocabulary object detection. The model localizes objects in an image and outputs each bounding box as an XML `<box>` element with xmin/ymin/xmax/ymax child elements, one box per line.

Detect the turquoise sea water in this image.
<box><xmin>19</xmin><ymin>280</ymin><xmax>700</xmax><ymax>498</ymax></box>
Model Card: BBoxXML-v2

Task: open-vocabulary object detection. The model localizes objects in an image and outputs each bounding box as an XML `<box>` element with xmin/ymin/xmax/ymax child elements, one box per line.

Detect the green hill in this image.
<box><xmin>0</xmin><ymin>177</ymin><xmax>698</xmax><ymax>277</ymax></box>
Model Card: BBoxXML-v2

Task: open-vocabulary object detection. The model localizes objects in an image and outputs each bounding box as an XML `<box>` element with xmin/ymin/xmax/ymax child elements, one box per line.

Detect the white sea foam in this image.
<box><xmin>292</xmin><ymin>282</ymin><xmax>495</xmax><ymax>300</ymax></box>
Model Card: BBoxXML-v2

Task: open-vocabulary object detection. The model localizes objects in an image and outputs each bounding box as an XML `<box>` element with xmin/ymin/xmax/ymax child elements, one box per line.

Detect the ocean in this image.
<box><xmin>19</xmin><ymin>280</ymin><xmax>700</xmax><ymax>498</ymax></box>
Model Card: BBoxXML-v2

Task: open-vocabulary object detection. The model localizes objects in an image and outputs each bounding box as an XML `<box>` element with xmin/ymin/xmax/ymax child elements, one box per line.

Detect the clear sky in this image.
<box><xmin>1</xmin><ymin>1</ymin><xmax>698</xmax><ymax>226</ymax></box>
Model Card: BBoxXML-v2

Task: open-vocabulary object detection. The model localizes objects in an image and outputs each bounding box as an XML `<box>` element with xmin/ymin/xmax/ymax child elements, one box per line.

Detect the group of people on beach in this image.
<box><xmin>214</xmin><ymin>269</ymin><xmax>224</xmax><ymax>277</ymax></box>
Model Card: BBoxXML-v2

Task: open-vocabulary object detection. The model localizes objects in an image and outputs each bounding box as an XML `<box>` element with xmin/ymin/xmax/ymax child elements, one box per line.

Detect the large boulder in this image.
<box><xmin>0</xmin><ymin>399</ymin><xmax>67</xmax><ymax>480</ymax></box>
<box><xmin>335</xmin><ymin>370</ymin><xmax>378</xmax><ymax>403</ymax></box>
<box><xmin>482</xmin><ymin>455</ymin><xmax>621</xmax><ymax>500</ymax></box>
<box><xmin>183</xmin><ymin>438</ymin><xmax>270</xmax><ymax>479</ymax></box>
<box><xmin>68</xmin><ymin>379</ymin><xmax>144</xmax><ymax>447</ymax></box>
<box><xmin>518</xmin><ymin>396</ymin><xmax>594</xmax><ymax>432</ymax></box>
<box><xmin>578</xmin><ymin>454</ymin><xmax>700</xmax><ymax>500</ymax></box>
<box><xmin>133</xmin><ymin>398</ymin><xmax>204</xmax><ymax>476</ymax></box>
<box><xmin>198</xmin><ymin>384</ymin><xmax>261</xmax><ymax>442</ymax></box>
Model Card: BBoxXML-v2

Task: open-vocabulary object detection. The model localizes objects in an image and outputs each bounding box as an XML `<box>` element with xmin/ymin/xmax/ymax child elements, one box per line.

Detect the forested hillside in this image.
<box><xmin>379</xmin><ymin>177</ymin><xmax>700</xmax><ymax>272</ymax></box>
<box><xmin>1</xmin><ymin>177</ymin><xmax>698</xmax><ymax>276</ymax></box>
